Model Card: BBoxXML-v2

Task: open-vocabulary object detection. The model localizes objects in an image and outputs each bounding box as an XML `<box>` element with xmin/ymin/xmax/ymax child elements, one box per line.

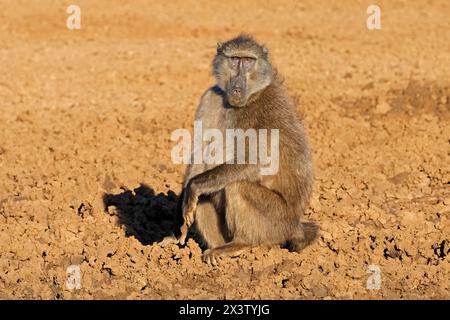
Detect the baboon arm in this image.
<box><xmin>188</xmin><ymin>164</ymin><xmax>259</xmax><ymax>197</ymax></box>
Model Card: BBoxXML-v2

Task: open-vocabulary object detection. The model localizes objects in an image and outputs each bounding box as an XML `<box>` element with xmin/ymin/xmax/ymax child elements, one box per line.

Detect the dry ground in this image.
<box><xmin>0</xmin><ymin>0</ymin><xmax>449</xmax><ymax>299</ymax></box>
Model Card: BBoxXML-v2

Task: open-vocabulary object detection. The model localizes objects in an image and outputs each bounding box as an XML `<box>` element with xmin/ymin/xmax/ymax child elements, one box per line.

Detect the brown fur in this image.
<box><xmin>179</xmin><ymin>34</ymin><xmax>317</xmax><ymax>264</ymax></box>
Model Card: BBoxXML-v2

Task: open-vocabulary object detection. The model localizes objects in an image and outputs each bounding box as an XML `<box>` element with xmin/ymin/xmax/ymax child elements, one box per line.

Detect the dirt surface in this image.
<box><xmin>0</xmin><ymin>0</ymin><xmax>449</xmax><ymax>299</ymax></box>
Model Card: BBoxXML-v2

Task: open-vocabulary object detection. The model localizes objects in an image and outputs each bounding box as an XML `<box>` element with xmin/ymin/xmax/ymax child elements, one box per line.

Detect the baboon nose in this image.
<box><xmin>232</xmin><ymin>88</ymin><xmax>241</xmax><ymax>96</ymax></box>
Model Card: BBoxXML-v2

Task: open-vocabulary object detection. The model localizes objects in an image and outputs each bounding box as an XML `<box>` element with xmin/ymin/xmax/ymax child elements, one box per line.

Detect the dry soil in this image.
<box><xmin>0</xmin><ymin>0</ymin><xmax>449</xmax><ymax>299</ymax></box>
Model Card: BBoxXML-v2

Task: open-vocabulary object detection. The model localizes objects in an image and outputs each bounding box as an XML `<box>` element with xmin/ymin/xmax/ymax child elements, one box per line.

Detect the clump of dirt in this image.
<box><xmin>0</xmin><ymin>0</ymin><xmax>449</xmax><ymax>299</ymax></box>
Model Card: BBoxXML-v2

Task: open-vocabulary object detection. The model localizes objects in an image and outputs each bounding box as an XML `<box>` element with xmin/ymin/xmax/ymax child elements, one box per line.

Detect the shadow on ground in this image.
<box><xmin>103</xmin><ymin>184</ymin><xmax>183</xmax><ymax>245</ymax></box>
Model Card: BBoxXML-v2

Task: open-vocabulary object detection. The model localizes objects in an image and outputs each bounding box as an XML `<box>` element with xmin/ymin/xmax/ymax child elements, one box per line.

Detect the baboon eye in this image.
<box><xmin>228</xmin><ymin>57</ymin><xmax>240</xmax><ymax>68</ymax></box>
<box><xmin>242</xmin><ymin>57</ymin><xmax>256</xmax><ymax>69</ymax></box>
<box><xmin>227</xmin><ymin>56</ymin><xmax>255</xmax><ymax>69</ymax></box>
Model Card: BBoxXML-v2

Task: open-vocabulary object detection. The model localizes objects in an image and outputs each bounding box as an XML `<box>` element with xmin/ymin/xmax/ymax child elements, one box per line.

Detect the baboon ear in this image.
<box><xmin>262</xmin><ymin>46</ymin><xmax>269</xmax><ymax>57</ymax></box>
<box><xmin>216</xmin><ymin>42</ymin><xmax>223</xmax><ymax>53</ymax></box>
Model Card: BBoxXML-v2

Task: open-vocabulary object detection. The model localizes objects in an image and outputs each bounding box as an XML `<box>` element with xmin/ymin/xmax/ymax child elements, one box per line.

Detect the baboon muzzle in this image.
<box><xmin>227</xmin><ymin>73</ymin><xmax>247</xmax><ymax>107</ymax></box>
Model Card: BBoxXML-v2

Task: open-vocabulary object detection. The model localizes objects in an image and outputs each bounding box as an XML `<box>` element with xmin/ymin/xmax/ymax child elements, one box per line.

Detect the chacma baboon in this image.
<box><xmin>178</xmin><ymin>34</ymin><xmax>317</xmax><ymax>264</ymax></box>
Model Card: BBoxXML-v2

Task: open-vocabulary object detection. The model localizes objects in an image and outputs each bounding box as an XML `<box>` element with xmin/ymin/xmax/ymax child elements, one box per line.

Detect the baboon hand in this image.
<box><xmin>178</xmin><ymin>183</ymin><xmax>199</xmax><ymax>245</ymax></box>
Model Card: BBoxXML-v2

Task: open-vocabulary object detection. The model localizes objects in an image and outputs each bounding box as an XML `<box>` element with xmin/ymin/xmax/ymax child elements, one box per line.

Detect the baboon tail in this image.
<box><xmin>285</xmin><ymin>221</ymin><xmax>319</xmax><ymax>252</ymax></box>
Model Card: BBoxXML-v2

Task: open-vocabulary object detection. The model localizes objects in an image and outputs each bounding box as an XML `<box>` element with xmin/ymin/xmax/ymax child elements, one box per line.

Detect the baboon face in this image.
<box><xmin>213</xmin><ymin>35</ymin><xmax>274</xmax><ymax>107</ymax></box>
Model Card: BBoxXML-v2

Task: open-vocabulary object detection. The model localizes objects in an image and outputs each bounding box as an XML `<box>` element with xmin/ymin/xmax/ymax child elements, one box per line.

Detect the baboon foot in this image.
<box><xmin>202</xmin><ymin>242</ymin><xmax>249</xmax><ymax>265</ymax></box>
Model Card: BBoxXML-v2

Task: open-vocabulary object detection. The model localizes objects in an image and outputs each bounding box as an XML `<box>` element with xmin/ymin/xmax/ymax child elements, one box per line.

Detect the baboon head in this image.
<box><xmin>213</xmin><ymin>34</ymin><xmax>274</xmax><ymax>107</ymax></box>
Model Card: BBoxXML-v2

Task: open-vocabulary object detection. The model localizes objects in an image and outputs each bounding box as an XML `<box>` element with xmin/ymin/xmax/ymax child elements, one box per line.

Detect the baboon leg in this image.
<box><xmin>202</xmin><ymin>182</ymin><xmax>292</xmax><ymax>264</ymax></box>
<box><xmin>201</xmin><ymin>182</ymin><xmax>314</xmax><ymax>264</ymax></box>
<box><xmin>225</xmin><ymin>181</ymin><xmax>296</xmax><ymax>246</ymax></box>
<box><xmin>193</xmin><ymin>195</ymin><xmax>228</xmax><ymax>249</ymax></box>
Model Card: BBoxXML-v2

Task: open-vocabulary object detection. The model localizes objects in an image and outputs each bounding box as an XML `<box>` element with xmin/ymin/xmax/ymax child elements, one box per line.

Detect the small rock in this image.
<box><xmin>443</xmin><ymin>197</ymin><xmax>450</xmax><ymax>206</ymax></box>
<box><xmin>362</xmin><ymin>82</ymin><xmax>374</xmax><ymax>90</ymax></box>
<box><xmin>321</xmin><ymin>230</ymin><xmax>333</xmax><ymax>242</ymax></box>
<box><xmin>374</xmin><ymin>100</ymin><xmax>391</xmax><ymax>114</ymax></box>
<box><xmin>401</xmin><ymin>211</ymin><xmax>418</xmax><ymax>226</ymax></box>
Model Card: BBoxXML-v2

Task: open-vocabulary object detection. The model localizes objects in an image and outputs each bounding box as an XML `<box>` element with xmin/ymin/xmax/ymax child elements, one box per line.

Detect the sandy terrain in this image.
<box><xmin>0</xmin><ymin>0</ymin><xmax>449</xmax><ymax>299</ymax></box>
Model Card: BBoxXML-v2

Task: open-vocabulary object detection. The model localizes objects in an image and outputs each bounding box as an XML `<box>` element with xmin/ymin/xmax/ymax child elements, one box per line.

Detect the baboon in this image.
<box><xmin>178</xmin><ymin>34</ymin><xmax>317</xmax><ymax>264</ymax></box>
